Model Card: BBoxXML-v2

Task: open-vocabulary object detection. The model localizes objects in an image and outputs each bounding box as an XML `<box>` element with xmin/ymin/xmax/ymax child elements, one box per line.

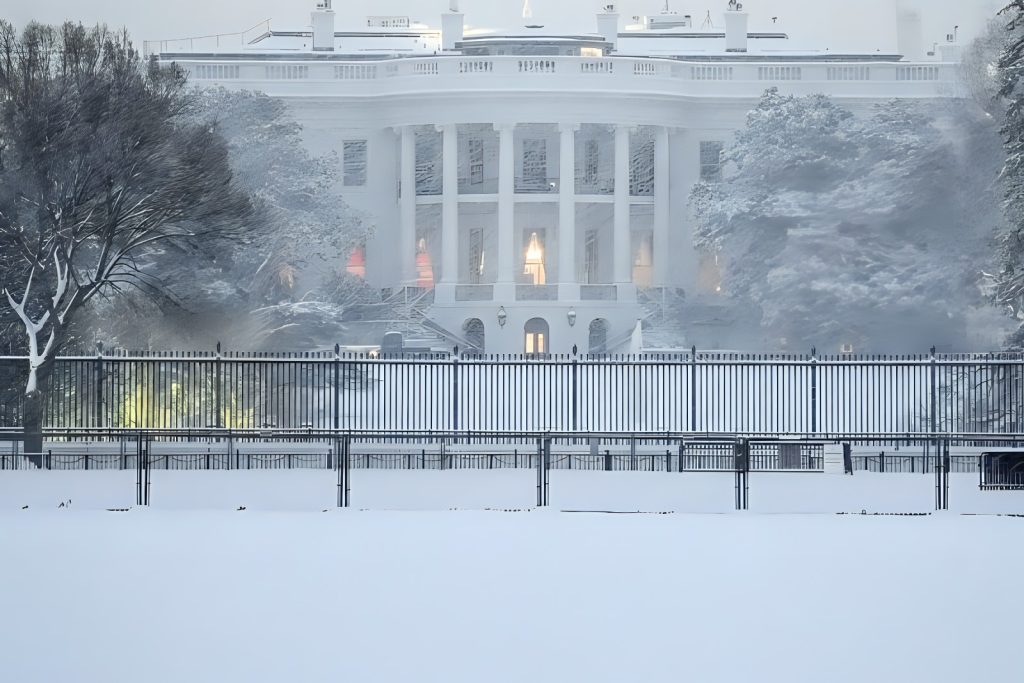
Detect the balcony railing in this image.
<box><xmin>515</xmin><ymin>177</ymin><xmax>559</xmax><ymax>194</ymax></box>
<box><xmin>416</xmin><ymin>180</ymin><xmax>442</xmax><ymax>196</ymax></box>
<box><xmin>169</xmin><ymin>54</ymin><xmax>960</xmax><ymax>101</ymax></box>
<box><xmin>458</xmin><ymin>177</ymin><xmax>499</xmax><ymax>194</ymax></box>
<box><xmin>576</xmin><ymin>178</ymin><xmax>614</xmax><ymax>195</ymax></box>
<box><xmin>516</xmin><ymin>285</ymin><xmax>558</xmax><ymax>301</ymax></box>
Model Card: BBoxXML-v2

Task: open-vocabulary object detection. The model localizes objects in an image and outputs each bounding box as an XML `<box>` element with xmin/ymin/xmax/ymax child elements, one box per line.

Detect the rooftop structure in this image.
<box><xmin>154</xmin><ymin>2</ymin><xmax>965</xmax><ymax>354</ymax></box>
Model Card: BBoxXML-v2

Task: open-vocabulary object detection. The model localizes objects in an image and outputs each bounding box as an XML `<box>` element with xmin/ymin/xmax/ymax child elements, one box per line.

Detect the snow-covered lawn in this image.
<box><xmin>1</xmin><ymin>472</ymin><xmax>1021</xmax><ymax>682</ymax></box>
<box><xmin>1</xmin><ymin>469</ymin><xmax>1022</xmax><ymax>514</ymax></box>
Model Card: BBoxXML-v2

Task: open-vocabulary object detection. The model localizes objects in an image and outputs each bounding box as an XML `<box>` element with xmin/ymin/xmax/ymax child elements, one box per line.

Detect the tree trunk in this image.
<box><xmin>22</xmin><ymin>357</ymin><xmax>54</xmax><ymax>468</ymax></box>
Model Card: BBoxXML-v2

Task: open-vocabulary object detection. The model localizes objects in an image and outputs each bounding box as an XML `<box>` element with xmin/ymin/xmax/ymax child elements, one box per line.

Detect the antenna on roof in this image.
<box><xmin>663</xmin><ymin>0</ymin><xmax>670</xmax><ymax>12</ymax></box>
<box><xmin>702</xmin><ymin>10</ymin><xmax>714</xmax><ymax>29</ymax></box>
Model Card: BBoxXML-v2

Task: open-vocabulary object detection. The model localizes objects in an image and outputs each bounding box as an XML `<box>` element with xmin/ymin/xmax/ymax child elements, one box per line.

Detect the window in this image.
<box><xmin>463</xmin><ymin>319</ymin><xmax>485</xmax><ymax>353</ymax></box>
<box><xmin>633</xmin><ymin>232</ymin><xmax>653</xmax><ymax>288</ymax></box>
<box><xmin>522</xmin><ymin>139</ymin><xmax>547</xmax><ymax>189</ymax></box>
<box><xmin>343</xmin><ymin>140</ymin><xmax>367</xmax><ymax>187</ymax></box>
<box><xmin>524</xmin><ymin>318</ymin><xmax>550</xmax><ymax>355</ymax></box>
<box><xmin>583</xmin><ymin>229</ymin><xmax>600</xmax><ymax>284</ymax></box>
<box><xmin>468</xmin><ymin>228</ymin><xmax>485</xmax><ymax>284</ymax></box>
<box><xmin>584</xmin><ymin>140</ymin><xmax>600</xmax><ymax>185</ymax></box>
<box><xmin>469</xmin><ymin>138</ymin><xmax>484</xmax><ymax>186</ymax></box>
<box><xmin>416</xmin><ymin>130</ymin><xmax>442</xmax><ymax>195</ymax></box>
<box><xmin>630</xmin><ymin>134</ymin><xmax>655</xmax><ymax>196</ymax></box>
<box><xmin>589</xmin><ymin>319</ymin><xmax>609</xmax><ymax>355</ymax></box>
<box><xmin>700</xmin><ymin>141</ymin><xmax>724</xmax><ymax>183</ymax></box>
<box><xmin>523</xmin><ymin>230</ymin><xmax>546</xmax><ymax>285</ymax></box>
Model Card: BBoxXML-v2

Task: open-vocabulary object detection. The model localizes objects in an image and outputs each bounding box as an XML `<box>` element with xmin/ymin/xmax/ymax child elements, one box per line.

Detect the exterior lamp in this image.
<box><xmin>497</xmin><ymin>306</ymin><xmax>508</xmax><ymax>328</ymax></box>
<box><xmin>567</xmin><ymin>307</ymin><xmax>577</xmax><ymax>327</ymax></box>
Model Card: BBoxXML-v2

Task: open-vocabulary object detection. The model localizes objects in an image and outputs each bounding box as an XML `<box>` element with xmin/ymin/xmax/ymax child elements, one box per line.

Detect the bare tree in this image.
<box><xmin>0</xmin><ymin>22</ymin><xmax>250</xmax><ymax>454</ymax></box>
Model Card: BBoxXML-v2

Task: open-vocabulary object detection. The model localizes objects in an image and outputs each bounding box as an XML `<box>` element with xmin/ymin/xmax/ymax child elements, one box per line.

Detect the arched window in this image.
<box><xmin>463</xmin><ymin>319</ymin><xmax>485</xmax><ymax>354</ymax></box>
<box><xmin>589</xmin><ymin>319</ymin><xmax>609</xmax><ymax>355</ymax></box>
<box><xmin>524</xmin><ymin>318</ymin><xmax>549</xmax><ymax>356</ymax></box>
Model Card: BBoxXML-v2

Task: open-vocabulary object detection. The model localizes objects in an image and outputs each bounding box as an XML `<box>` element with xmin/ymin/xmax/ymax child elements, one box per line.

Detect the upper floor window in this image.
<box><xmin>343</xmin><ymin>140</ymin><xmax>367</xmax><ymax>187</ymax></box>
<box><xmin>522</xmin><ymin>139</ymin><xmax>548</xmax><ymax>189</ymax></box>
<box><xmin>630</xmin><ymin>133</ymin><xmax>655</xmax><ymax>196</ymax></box>
<box><xmin>584</xmin><ymin>140</ymin><xmax>600</xmax><ymax>185</ymax></box>
<box><xmin>700</xmin><ymin>141</ymin><xmax>724</xmax><ymax>183</ymax></box>
<box><xmin>469</xmin><ymin>138</ymin><xmax>484</xmax><ymax>186</ymax></box>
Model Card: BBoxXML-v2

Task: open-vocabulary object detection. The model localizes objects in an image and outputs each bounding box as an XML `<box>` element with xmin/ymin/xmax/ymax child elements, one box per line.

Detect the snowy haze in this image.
<box><xmin>3</xmin><ymin>0</ymin><xmax>1003</xmax><ymax>53</ymax></box>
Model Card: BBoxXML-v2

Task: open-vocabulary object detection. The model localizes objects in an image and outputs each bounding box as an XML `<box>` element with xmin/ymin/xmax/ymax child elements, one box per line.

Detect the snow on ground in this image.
<box><xmin>0</xmin><ymin>469</ymin><xmax>1021</xmax><ymax>514</ymax></box>
<box><xmin>1</xmin><ymin>472</ymin><xmax>1022</xmax><ymax>682</ymax></box>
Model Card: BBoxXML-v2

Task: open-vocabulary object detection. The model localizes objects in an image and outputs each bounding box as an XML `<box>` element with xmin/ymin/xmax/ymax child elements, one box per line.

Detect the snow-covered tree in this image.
<box><xmin>85</xmin><ymin>88</ymin><xmax>375</xmax><ymax>350</ymax></box>
<box><xmin>991</xmin><ymin>1</ymin><xmax>1024</xmax><ymax>346</ymax></box>
<box><xmin>0</xmin><ymin>22</ymin><xmax>251</xmax><ymax>453</ymax></box>
<box><xmin>691</xmin><ymin>88</ymin><xmax>995</xmax><ymax>352</ymax></box>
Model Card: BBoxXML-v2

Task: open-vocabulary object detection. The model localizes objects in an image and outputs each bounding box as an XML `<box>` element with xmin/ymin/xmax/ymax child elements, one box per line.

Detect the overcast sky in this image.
<box><xmin>2</xmin><ymin>0</ymin><xmax>1005</xmax><ymax>53</ymax></box>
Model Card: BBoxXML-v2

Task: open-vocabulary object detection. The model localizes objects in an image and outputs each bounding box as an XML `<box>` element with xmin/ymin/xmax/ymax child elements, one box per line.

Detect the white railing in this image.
<box><xmin>173</xmin><ymin>54</ymin><xmax>959</xmax><ymax>97</ymax></box>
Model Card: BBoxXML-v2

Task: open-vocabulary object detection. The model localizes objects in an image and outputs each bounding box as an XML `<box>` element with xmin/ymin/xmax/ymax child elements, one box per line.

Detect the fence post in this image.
<box><xmin>810</xmin><ymin>347</ymin><xmax>818</xmax><ymax>434</ymax></box>
<box><xmin>936</xmin><ymin>439</ymin><xmax>950</xmax><ymax>511</ymax></box>
<box><xmin>734</xmin><ymin>439</ymin><xmax>750</xmax><ymax>511</ymax></box>
<box><xmin>690</xmin><ymin>347</ymin><xmax>698</xmax><ymax>432</ymax></box>
<box><xmin>536</xmin><ymin>437</ymin><xmax>551</xmax><ymax>507</ymax></box>
<box><xmin>930</xmin><ymin>345</ymin><xmax>938</xmax><ymax>443</ymax></box>
<box><xmin>214</xmin><ymin>342</ymin><xmax>223</xmax><ymax>430</ymax></box>
<box><xmin>572</xmin><ymin>351</ymin><xmax>579</xmax><ymax>434</ymax></box>
<box><xmin>94</xmin><ymin>342</ymin><xmax>105</xmax><ymax>431</ymax></box>
<box><xmin>452</xmin><ymin>349</ymin><xmax>460</xmax><ymax>433</ymax></box>
<box><xmin>333</xmin><ymin>344</ymin><xmax>341</xmax><ymax>435</ymax></box>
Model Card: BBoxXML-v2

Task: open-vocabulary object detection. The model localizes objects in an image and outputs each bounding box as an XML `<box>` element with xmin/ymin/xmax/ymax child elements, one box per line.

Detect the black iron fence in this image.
<box><xmin>0</xmin><ymin>437</ymin><xmax>824</xmax><ymax>473</ymax></box>
<box><xmin>2</xmin><ymin>349</ymin><xmax>1024</xmax><ymax>438</ymax></box>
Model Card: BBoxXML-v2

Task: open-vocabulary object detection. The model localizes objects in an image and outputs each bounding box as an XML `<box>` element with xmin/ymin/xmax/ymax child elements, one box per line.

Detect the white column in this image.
<box><xmin>400</xmin><ymin>126</ymin><xmax>417</xmax><ymax>287</ymax></box>
<box><xmin>653</xmin><ymin>126</ymin><xmax>670</xmax><ymax>287</ymax></box>
<box><xmin>438</xmin><ymin>123</ymin><xmax>459</xmax><ymax>300</ymax></box>
<box><xmin>613</xmin><ymin>125</ymin><xmax>632</xmax><ymax>287</ymax></box>
<box><xmin>558</xmin><ymin>123</ymin><xmax>579</xmax><ymax>300</ymax></box>
<box><xmin>495</xmin><ymin>123</ymin><xmax>516</xmax><ymax>297</ymax></box>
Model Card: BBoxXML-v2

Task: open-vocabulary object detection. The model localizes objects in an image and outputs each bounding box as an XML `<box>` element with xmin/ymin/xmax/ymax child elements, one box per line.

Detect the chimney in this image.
<box><xmin>724</xmin><ymin>2</ymin><xmax>748</xmax><ymax>53</ymax></box>
<box><xmin>897</xmin><ymin>10</ymin><xmax>924</xmax><ymax>61</ymax></box>
<box><xmin>597</xmin><ymin>5</ymin><xmax>620</xmax><ymax>52</ymax></box>
<box><xmin>442</xmin><ymin>2</ymin><xmax>465</xmax><ymax>52</ymax></box>
<box><xmin>312</xmin><ymin>0</ymin><xmax>335</xmax><ymax>52</ymax></box>
<box><xmin>938</xmin><ymin>42</ymin><xmax>962</xmax><ymax>63</ymax></box>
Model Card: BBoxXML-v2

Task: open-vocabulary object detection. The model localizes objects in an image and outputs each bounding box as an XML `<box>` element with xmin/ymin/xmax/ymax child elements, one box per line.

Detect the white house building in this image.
<box><xmin>155</xmin><ymin>1</ymin><xmax>965</xmax><ymax>354</ymax></box>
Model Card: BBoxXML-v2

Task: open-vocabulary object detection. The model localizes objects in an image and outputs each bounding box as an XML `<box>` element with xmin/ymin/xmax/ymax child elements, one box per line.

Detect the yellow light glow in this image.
<box><xmin>524</xmin><ymin>232</ymin><xmax>546</xmax><ymax>285</ymax></box>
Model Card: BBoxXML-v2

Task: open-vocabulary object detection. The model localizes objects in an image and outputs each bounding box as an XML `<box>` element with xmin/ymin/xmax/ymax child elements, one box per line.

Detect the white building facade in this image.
<box><xmin>157</xmin><ymin>1</ymin><xmax>964</xmax><ymax>354</ymax></box>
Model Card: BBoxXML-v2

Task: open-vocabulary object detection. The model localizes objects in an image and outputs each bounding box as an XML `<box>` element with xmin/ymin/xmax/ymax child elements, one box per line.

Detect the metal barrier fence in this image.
<box><xmin>4</xmin><ymin>429</ymin><xmax>1022</xmax><ymax>511</ymax></box>
<box><xmin>2</xmin><ymin>349</ymin><xmax>1024</xmax><ymax>438</ymax></box>
<box><xmin>0</xmin><ymin>438</ymin><xmax>823</xmax><ymax>473</ymax></box>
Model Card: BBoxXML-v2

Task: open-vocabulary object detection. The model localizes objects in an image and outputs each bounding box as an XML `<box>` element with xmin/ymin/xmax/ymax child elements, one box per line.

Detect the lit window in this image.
<box><xmin>633</xmin><ymin>232</ymin><xmax>653</xmax><ymax>288</ymax></box>
<box><xmin>525</xmin><ymin>318</ymin><xmax>549</xmax><ymax>355</ymax></box>
<box><xmin>523</xmin><ymin>231</ymin><xmax>546</xmax><ymax>285</ymax></box>
<box><xmin>346</xmin><ymin>245</ymin><xmax>366</xmax><ymax>279</ymax></box>
<box><xmin>416</xmin><ymin>238</ymin><xmax>435</xmax><ymax>289</ymax></box>
<box><xmin>700</xmin><ymin>141</ymin><xmax>724</xmax><ymax>183</ymax></box>
<box><xmin>343</xmin><ymin>140</ymin><xmax>367</xmax><ymax>186</ymax></box>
